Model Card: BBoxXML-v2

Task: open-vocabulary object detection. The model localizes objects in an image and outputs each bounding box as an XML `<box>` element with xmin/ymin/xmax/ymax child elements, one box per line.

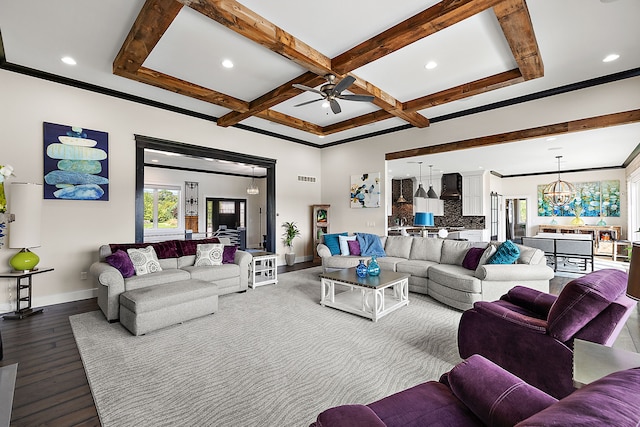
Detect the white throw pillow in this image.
<box><xmin>127</xmin><ymin>246</ymin><xmax>162</xmax><ymax>276</ymax></box>
<box><xmin>194</xmin><ymin>243</ymin><xmax>224</xmax><ymax>266</ymax></box>
<box><xmin>338</xmin><ymin>235</ymin><xmax>357</xmax><ymax>256</ymax></box>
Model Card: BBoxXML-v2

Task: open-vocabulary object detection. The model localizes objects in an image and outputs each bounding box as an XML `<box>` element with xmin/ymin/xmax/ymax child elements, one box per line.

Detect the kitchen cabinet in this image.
<box><xmin>462</xmin><ymin>172</ymin><xmax>484</xmax><ymax>216</ymax></box>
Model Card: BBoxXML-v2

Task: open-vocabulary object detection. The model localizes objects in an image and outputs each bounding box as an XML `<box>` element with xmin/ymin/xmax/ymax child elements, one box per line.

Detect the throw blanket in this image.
<box><xmin>357</xmin><ymin>233</ymin><xmax>386</xmax><ymax>257</ymax></box>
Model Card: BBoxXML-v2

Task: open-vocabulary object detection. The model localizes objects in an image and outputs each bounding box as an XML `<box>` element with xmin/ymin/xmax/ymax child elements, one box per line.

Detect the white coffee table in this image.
<box><xmin>249</xmin><ymin>251</ymin><xmax>278</xmax><ymax>289</ymax></box>
<box><xmin>319</xmin><ymin>268</ymin><xmax>409</xmax><ymax>321</ymax></box>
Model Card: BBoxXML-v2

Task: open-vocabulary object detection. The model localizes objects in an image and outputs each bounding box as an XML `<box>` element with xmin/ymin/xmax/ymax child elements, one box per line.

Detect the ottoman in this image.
<box><xmin>119</xmin><ymin>279</ymin><xmax>218</xmax><ymax>336</ymax></box>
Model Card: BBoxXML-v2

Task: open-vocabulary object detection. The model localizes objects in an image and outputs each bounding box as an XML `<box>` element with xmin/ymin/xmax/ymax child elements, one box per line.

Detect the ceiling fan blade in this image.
<box><xmin>331</xmin><ymin>75</ymin><xmax>355</xmax><ymax>95</ymax></box>
<box><xmin>330</xmin><ymin>99</ymin><xmax>341</xmax><ymax>114</ymax></box>
<box><xmin>337</xmin><ymin>94</ymin><xmax>375</xmax><ymax>102</ymax></box>
<box><xmin>292</xmin><ymin>84</ymin><xmax>324</xmax><ymax>96</ymax></box>
<box><xmin>293</xmin><ymin>98</ymin><xmax>324</xmax><ymax>107</ymax></box>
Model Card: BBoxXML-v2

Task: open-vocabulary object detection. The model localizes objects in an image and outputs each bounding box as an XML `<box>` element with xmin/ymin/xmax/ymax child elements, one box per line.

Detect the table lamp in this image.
<box><xmin>9</xmin><ymin>182</ymin><xmax>43</xmax><ymax>272</ymax></box>
<box><xmin>627</xmin><ymin>243</ymin><xmax>640</xmax><ymax>301</ymax></box>
<box><xmin>414</xmin><ymin>212</ymin><xmax>434</xmax><ymax>237</ymax></box>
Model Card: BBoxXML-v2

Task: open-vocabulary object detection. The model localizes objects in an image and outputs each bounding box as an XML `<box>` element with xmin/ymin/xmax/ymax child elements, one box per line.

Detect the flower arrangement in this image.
<box><xmin>0</xmin><ymin>164</ymin><xmax>15</xmax><ymax>213</ymax></box>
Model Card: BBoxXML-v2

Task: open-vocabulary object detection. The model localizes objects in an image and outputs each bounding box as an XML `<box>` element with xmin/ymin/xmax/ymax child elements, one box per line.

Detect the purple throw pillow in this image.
<box><xmin>462</xmin><ymin>247</ymin><xmax>485</xmax><ymax>270</ymax></box>
<box><xmin>177</xmin><ymin>238</ymin><xmax>221</xmax><ymax>257</ymax></box>
<box><xmin>110</xmin><ymin>241</ymin><xmax>178</xmax><ymax>260</ymax></box>
<box><xmin>348</xmin><ymin>239</ymin><xmax>361</xmax><ymax>256</ymax></box>
<box><xmin>105</xmin><ymin>249</ymin><xmax>135</xmax><ymax>278</ymax></box>
<box><xmin>223</xmin><ymin>245</ymin><xmax>237</xmax><ymax>264</ymax></box>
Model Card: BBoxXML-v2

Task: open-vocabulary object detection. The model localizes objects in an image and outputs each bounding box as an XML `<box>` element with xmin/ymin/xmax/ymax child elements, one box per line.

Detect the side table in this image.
<box><xmin>249</xmin><ymin>252</ymin><xmax>277</xmax><ymax>289</ymax></box>
<box><xmin>573</xmin><ymin>338</ymin><xmax>640</xmax><ymax>388</ymax></box>
<box><xmin>0</xmin><ymin>268</ymin><xmax>54</xmax><ymax>320</ymax></box>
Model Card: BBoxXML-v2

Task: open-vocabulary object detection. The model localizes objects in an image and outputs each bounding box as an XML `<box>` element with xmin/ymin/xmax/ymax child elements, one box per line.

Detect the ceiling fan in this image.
<box><xmin>292</xmin><ymin>74</ymin><xmax>375</xmax><ymax>114</ymax></box>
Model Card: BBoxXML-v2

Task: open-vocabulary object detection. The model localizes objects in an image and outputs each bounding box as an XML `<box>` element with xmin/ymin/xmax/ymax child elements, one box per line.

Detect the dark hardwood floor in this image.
<box><xmin>0</xmin><ymin>261</ymin><xmax>623</xmax><ymax>426</ymax></box>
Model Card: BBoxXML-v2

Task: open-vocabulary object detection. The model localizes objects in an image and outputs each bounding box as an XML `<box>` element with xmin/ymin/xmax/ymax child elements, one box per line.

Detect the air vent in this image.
<box><xmin>298</xmin><ymin>175</ymin><xmax>316</xmax><ymax>183</ymax></box>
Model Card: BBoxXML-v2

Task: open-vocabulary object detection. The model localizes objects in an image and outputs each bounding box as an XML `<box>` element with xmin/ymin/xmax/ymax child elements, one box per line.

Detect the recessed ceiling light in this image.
<box><xmin>221</xmin><ymin>59</ymin><xmax>234</xmax><ymax>68</ymax></box>
<box><xmin>425</xmin><ymin>61</ymin><xmax>438</xmax><ymax>70</ymax></box>
<box><xmin>318</xmin><ymin>135</ymin><xmax>325</xmax><ymax>139</ymax></box>
<box><xmin>203</xmin><ymin>158</ymin><xmax>215</xmax><ymax>162</ymax></box>
<box><xmin>602</xmin><ymin>54</ymin><xmax>620</xmax><ymax>63</ymax></box>
<box><xmin>546</xmin><ymin>137</ymin><xmax>557</xmax><ymax>142</ymax></box>
<box><xmin>321</xmin><ymin>101</ymin><xmax>330</xmax><ymax>108</ymax></box>
<box><xmin>61</xmin><ymin>56</ymin><xmax>76</xmax><ymax>65</ymax></box>
<box><xmin>548</xmin><ymin>147</ymin><xmax>563</xmax><ymax>151</ymax></box>
<box><xmin>151</xmin><ymin>159</ymin><xmax>159</xmax><ymax>163</ymax></box>
<box><xmin>600</xmin><ymin>0</ymin><xmax>620</xmax><ymax>3</ymax></box>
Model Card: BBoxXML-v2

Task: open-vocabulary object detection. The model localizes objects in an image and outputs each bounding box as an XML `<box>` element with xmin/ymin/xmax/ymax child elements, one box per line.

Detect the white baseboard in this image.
<box><xmin>32</xmin><ymin>288</ymin><xmax>97</xmax><ymax>309</ymax></box>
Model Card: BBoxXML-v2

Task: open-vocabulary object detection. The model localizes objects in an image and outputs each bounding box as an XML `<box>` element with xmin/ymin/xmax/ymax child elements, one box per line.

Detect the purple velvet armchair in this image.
<box><xmin>310</xmin><ymin>354</ymin><xmax>640</xmax><ymax>427</ymax></box>
<box><xmin>458</xmin><ymin>268</ymin><xmax>635</xmax><ymax>399</ymax></box>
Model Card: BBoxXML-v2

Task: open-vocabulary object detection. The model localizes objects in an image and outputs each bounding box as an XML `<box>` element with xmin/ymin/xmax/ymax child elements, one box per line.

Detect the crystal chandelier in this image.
<box><xmin>543</xmin><ymin>156</ymin><xmax>575</xmax><ymax>207</ymax></box>
<box><xmin>247</xmin><ymin>166</ymin><xmax>259</xmax><ymax>195</ymax></box>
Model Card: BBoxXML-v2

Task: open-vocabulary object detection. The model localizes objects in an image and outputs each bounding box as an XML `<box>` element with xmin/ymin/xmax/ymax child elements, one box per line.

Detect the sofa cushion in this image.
<box><xmin>474</xmin><ymin>245</ymin><xmax>497</xmax><ymax>277</ymax></box>
<box><xmin>376</xmin><ymin>256</ymin><xmax>405</xmax><ymax>272</ymax></box>
<box><xmin>124</xmin><ymin>268</ymin><xmax>191</xmax><ymax>291</ymax></box>
<box><xmin>194</xmin><ymin>243</ymin><xmax>224</xmax><ymax>266</ymax></box>
<box><xmin>515</xmin><ymin>244</ymin><xmax>544</xmax><ymax>265</ymax></box>
<box><xmin>324</xmin><ymin>232</ymin><xmax>348</xmax><ymax>255</ymax></box>
<box><xmin>127</xmin><ymin>246</ymin><xmax>162</xmax><ymax>276</ymax></box>
<box><xmin>409</xmin><ymin>237</ymin><xmax>443</xmax><ymax>262</ymax></box>
<box><xmin>428</xmin><ymin>264</ymin><xmax>482</xmax><ymax>293</ymax></box>
<box><xmin>440</xmin><ymin>240</ymin><xmax>476</xmax><ymax>266</ymax></box>
<box><xmin>547</xmin><ymin>269</ymin><xmax>628</xmax><ymax>342</ymax></box>
<box><xmin>182</xmin><ymin>263</ymin><xmax>240</xmax><ymax>282</ymax></box>
<box><xmin>396</xmin><ymin>260</ymin><xmax>438</xmax><ymax>277</ymax></box>
<box><xmin>338</xmin><ymin>235</ymin><xmax>357</xmax><ymax>256</ymax></box>
<box><xmin>348</xmin><ymin>240</ymin><xmax>361</xmax><ymax>256</ymax></box>
<box><xmin>176</xmin><ymin>238</ymin><xmax>220</xmax><ymax>257</ymax></box>
<box><xmin>462</xmin><ymin>247</ymin><xmax>485</xmax><ymax>270</ymax></box>
<box><xmin>105</xmin><ymin>249</ymin><xmax>135</xmax><ymax>278</ymax></box>
<box><xmin>488</xmin><ymin>240</ymin><xmax>520</xmax><ymax>265</ymax></box>
<box><xmin>384</xmin><ymin>236</ymin><xmax>413</xmax><ymax>259</ymax></box>
<box><xmin>110</xmin><ymin>240</ymin><xmax>179</xmax><ymax>260</ymax></box>
<box><xmin>357</xmin><ymin>233</ymin><xmax>386</xmax><ymax>257</ymax></box>
<box><xmin>516</xmin><ymin>367</ymin><xmax>640</xmax><ymax>426</ymax></box>
<box><xmin>448</xmin><ymin>355</ymin><xmax>557</xmax><ymax>427</ymax></box>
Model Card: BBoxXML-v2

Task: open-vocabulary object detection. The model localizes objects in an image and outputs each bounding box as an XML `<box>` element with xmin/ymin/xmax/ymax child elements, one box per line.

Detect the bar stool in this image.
<box><xmin>613</xmin><ymin>240</ymin><xmax>632</xmax><ymax>262</ymax></box>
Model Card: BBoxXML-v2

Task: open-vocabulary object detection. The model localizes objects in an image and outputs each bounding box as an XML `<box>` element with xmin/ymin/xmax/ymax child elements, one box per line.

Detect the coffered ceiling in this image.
<box><xmin>1</xmin><ymin>0</ymin><xmax>639</xmax><ymax>175</ymax></box>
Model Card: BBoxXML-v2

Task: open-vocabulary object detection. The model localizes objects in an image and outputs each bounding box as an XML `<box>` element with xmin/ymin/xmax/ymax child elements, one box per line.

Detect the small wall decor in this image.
<box><xmin>537</xmin><ymin>179</ymin><xmax>620</xmax><ymax>217</ymax></box>
<box><xmin>185</xmin><ymin>181</ymin><xmax>199</xmax><ymax>232</ymax></box>
<box><xmin>43</xmin><ymin>122</ymin><xmax>109</xmax><ymax>200</ymax></box>
<box><xmin>350</xmin><ymin>172</ymin><xmax>380</xmax><ymax>208</ymax></box>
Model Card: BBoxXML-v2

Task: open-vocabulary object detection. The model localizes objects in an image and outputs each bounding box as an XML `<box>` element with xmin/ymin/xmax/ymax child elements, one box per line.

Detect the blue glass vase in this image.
<box><xmin>367</xmin><ymin>255</ymin><xmax>380</xmax><ymax>276</ymax></box>
<box><xmin>356</xmin><ymin>259</ymin><xmax>368</xmax><ymax>278</ymax></box>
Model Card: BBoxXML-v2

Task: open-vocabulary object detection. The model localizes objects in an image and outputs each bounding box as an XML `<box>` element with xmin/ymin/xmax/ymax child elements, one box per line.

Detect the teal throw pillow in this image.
<box><xmin>323</xmin><ymin>232</ymin><xmax>348</xmax><ymax>255</ymax></box>
<box><xmin>487</xmin><ymin>240</ymin><xmax>520</xmax><ymax>265</ymax></box>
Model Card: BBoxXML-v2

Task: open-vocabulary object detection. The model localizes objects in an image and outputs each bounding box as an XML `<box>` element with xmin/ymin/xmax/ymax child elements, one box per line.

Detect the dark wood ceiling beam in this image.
<box><xmin>217</xmin><ymin>72</ymin><xmax>326</xmax><ymax>127</ymax></box>
<box><xmin>113</xmin><ymin>0</ymin><xmax>183</xmax><ymax>75</ymax></box>
<box><xmin>493</xmin><ymin>0</ymin><xmax>544</xmax><ymax>80</ymax></box>
<box><xmin>135</xmin><ymin>67</ymin><xmax>249</xmax><ymax>112</ymax></box>
<box><xmin>332</xmin><ymin>0</ymin><xmax>505</xmax><ymax>75</ymax></box>
<box><xmin>255</xmin><ymin>110</ymin><xmax>324</xmax><ymax>135</ymax></box>
<box><xmin>403</xmin><ymin>69</ymin><xmax>524</xmax><ymax>112</ymax></box>
<box><xmin>176</xmin><ymin>0</ymin><xmax>333</xmax><ymax>76</ymax></box>
<box><xmin>386</xmin><ymin>109</ymin><xmax>640</xmax><ymax>160</ymax></box>
<box><xmin>322</xmin><ymin>111</ymin><xmax>395</xmax><ymax>135</ymax></box>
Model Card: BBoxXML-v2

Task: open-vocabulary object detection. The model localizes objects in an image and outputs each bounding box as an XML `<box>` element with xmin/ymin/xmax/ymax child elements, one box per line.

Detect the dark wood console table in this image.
<box><xmin>1</xmin><ymin>268</ymin><xmax>54</xmax><ymax>320</ymax></box>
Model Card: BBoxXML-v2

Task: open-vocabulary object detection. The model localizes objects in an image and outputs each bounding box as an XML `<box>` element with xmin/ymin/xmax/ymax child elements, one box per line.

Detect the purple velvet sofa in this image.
<box><xmin>310</xmin><ymin>354</ymin><xmax>640</xmax><ymax>427</ymax></box>
<box><xmin>458</xmin><ymin>268</ymin><xmax>635</xmax><ymax>399</ymax></box>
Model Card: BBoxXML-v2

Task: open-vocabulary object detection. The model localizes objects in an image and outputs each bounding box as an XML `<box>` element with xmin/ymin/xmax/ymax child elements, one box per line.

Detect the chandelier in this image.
<box><xmin>543</xmin><ymin>156</ymin><xmax>575</xmax><ymax>207</ymax></box>
<box><xmin>396</xmin><ymin>179</ymin><xmax>407</xmax><ymax>203</ymax></box>
<box><xmin>247</xmin><ymin>166</ymin><xmax>259</xmax><ymax>195</ymax></box>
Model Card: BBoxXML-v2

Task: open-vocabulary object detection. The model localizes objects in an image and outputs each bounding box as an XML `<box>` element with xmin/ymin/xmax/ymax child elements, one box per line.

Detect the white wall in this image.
<box><xmin>321</xmin><ymin>76</ymin><xmax>640</xmax><ymax>237</ymax></box>
<box><xmin>0</xmin><ymin>70</ymin><xmax>321</xmax><ymax>311</ymax></box>
<box><xmin>500</xmin><ymin>169</ymin><xmax>627</xmax><ymax>238</ymax></box>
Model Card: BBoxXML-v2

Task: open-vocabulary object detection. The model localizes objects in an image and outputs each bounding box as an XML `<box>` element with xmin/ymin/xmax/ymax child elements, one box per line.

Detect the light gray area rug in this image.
<box><xmin>70</xmin><ymin>267</ymin><xmax>462</xmax><ymax>427</ymax></box>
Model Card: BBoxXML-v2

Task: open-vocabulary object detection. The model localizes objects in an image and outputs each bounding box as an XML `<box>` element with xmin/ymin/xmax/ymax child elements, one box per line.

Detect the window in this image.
<box><xmin>144</xmin><ymin>185</ymin><xmax>181</xmax><ymax>231</ymax></box>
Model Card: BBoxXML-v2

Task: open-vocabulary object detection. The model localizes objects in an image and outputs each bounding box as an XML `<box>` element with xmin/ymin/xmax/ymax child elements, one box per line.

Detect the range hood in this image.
<box><xmin>440</xmin><ymin>173</ymin><xmax>462</xmax><ymax>200</ymax></box>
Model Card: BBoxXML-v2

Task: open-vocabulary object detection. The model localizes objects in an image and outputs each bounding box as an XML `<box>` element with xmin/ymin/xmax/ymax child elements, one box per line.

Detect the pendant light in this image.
<box><xmin>396</xmin><ymin>179</ymin><xmax>407</xmax><ymax>204</ymax></box>
<box><xmin>247</xmin><ymin>166</ymin><xmax>259</xmax><ymax>195</ymax></box>
<box><xmin>426</xmin><ymin>164</ymin><xmax>438</xmax><ymax>199</ymax></box>
<box><xmin>414</xmin><ymin>162</ymin><xmax>428</xmax><ymax>198</ymax></box>
<box><xmin>543</xmin><ymin>156</ymin><xmax>575</xmax><ymax>207</ymax></box>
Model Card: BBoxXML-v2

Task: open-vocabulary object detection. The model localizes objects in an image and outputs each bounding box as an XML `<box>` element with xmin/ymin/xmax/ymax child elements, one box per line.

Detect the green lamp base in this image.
<box><xmin>10</xmin><ymin>248</ymin><xmax>40</xmax><ymax>272</ymax></box>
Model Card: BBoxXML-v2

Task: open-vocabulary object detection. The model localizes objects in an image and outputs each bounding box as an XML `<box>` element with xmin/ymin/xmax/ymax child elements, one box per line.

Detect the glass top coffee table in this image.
<box><xmin>319</xmin><ymin>268</ymin><xmax>409</xmax><ymax>321</ymax></box>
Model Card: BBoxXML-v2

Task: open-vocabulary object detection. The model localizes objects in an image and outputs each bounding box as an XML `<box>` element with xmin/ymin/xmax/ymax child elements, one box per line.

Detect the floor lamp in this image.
<box><xmin>9</xmin><ymin>182</ymin><xmax>43</xmax><ymax>271</ymax></box>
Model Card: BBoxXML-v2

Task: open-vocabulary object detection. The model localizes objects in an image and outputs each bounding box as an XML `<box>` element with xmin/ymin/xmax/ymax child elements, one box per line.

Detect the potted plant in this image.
<box><xmin>282</xmin><ymin>221</ymin><xmax>301</xmax><ymax>266</ymax></box>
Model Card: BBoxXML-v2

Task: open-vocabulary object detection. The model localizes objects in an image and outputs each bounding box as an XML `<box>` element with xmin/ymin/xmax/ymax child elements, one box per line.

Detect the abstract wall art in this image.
<box><xmin>43</xmin><ymin>122</ymin><xmax>109</xmax><ymax>200</ymax></box>
<box><xmin>537</xmin><ymin>179</ymin><xmax>620</xmax><ymax>217</ymax></box>
<box><xmin>350</xmin><ymin>172</ymin><xmax>380</xmax><ymax>208</ymax></box>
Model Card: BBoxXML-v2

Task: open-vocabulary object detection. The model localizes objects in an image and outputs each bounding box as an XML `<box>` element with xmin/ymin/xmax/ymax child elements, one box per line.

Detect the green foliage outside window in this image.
<box><xmin>144</xmin><ymin>187</ymin><xmax>179</xmax><ymax>229</ymax></box>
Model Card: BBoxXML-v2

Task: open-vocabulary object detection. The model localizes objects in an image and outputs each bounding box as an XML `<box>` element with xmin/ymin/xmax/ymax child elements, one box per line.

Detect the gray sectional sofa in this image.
<box><xmin>317</xmin><ymin>236</ymin><xmax>554</xmax><ymax>311</ymax></box>
<box><xmin>90</xmin><ymin>238</ymin><xmax>252</xmax><ymax>323</ymax></box>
